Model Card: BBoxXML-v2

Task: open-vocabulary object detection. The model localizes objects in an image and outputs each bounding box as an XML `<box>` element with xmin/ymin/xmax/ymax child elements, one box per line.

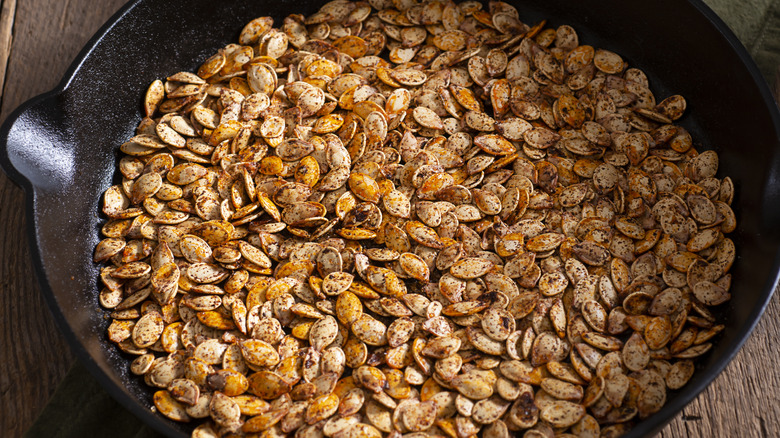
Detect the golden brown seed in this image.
<box><xmin>97</xmin><ymin>4</ymin><xmax>738</xmax><ymax>437</ymax></box>
<box><xmin>154</xmin><ymin>390</ymin><xmax>191</xmax><ymax>422</ymax></box>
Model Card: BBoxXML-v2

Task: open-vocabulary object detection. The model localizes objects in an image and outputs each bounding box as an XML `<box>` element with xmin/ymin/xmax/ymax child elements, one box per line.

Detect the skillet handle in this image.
<box><xmin>0</xmin><ymin>92</ymin><xmax>72</xmax><ymax>192</ymax></box>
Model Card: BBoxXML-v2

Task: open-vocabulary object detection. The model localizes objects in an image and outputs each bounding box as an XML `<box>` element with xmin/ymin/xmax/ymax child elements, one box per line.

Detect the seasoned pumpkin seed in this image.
<box><xmin>97</xmin><ymin>3</ymin><xmax>739</xmax><ymax>437</ymax></box>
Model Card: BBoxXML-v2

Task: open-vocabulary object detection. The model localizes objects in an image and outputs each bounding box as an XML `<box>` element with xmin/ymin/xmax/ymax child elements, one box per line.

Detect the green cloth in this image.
<box><xmin>706</xmin><ymin>0</ymin><xmax>780</xmax><ymax>82</ymax></box>
<box><xmin>23</xmin><ymin>362</ymin><xmax>166</xmax><ymax>438</ymax></box>
<box><xmin>23</xmin><ymin>1</ymin><xmax>779</xmax><ymax>437</ymax></box>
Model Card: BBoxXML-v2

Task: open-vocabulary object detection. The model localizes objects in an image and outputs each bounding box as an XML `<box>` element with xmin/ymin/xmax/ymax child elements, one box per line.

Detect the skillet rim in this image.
<box><xmin>0</xmin><ymin>1</ymin><xmax>188</xmax><ymax>436</ymax></box>
<box><xmin>0</xmin><ymin>1</ymin><xmax>778</xmax><ymax>437</ymax></box>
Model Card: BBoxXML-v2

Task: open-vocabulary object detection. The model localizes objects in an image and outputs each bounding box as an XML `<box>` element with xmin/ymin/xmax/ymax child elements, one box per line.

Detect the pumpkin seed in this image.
<box><xmin>98</xmin><ymin>3</ymin><xmax>739</xmax><ymax>436</ymax></box>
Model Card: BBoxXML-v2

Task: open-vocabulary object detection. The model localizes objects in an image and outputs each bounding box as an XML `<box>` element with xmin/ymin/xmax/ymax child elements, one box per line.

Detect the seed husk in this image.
<box><xmin>97</xmin><ymin>2</ymin><xmax>738</xmax><ymax>437</ymax></box>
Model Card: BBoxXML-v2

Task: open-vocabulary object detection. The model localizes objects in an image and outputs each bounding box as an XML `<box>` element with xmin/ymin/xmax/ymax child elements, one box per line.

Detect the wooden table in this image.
<box><xmin>1</xmin><ymin>0</ymin><xmax>779</xmax><ymax>437</ymax></box>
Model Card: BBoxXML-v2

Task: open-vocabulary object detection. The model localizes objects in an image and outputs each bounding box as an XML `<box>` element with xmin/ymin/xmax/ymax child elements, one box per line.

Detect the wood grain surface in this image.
<box><xmin>0</xmin><ymin>0</ymin><xmax>126</xmax><ymax>436</ymax></box>
<box><xmin>0</xmin><ymin>1</ymin><xmax>778</xmax><ymax>437</ymax></box>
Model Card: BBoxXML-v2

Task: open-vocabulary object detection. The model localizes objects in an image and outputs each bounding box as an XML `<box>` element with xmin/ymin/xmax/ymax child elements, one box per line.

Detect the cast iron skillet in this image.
<box><xmin>1</xmin><ymin>0</ymin><xmax>779</xmax><ymax>436</ymax></box>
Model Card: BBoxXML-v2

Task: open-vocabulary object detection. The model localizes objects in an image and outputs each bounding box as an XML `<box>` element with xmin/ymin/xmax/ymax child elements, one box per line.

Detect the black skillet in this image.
<box><xmin>1</xmin><ymin>0</ymin><xmax>779</xmax><ymax>437</ymax></box>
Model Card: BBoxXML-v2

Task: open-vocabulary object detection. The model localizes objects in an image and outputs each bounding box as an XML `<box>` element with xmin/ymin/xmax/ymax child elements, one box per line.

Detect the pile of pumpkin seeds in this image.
<box><xmin>95</xmin><ymin>0</ymin><xmax>737</xmax><ymax>437</ymax></box>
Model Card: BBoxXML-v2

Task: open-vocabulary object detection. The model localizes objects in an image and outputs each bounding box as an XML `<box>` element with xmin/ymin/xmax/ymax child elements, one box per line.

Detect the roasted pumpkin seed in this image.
<box><xmin>97</xmin><ymin>3</ymin><xmax>738</xmax><ymax>437</ymax></box>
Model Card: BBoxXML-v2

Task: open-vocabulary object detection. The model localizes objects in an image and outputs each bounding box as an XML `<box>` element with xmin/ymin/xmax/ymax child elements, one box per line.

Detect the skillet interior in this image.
<box><xmin>0</xmin><ymin>0</ymin><xmax>779</xmax><ymax>437</ymax></box>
